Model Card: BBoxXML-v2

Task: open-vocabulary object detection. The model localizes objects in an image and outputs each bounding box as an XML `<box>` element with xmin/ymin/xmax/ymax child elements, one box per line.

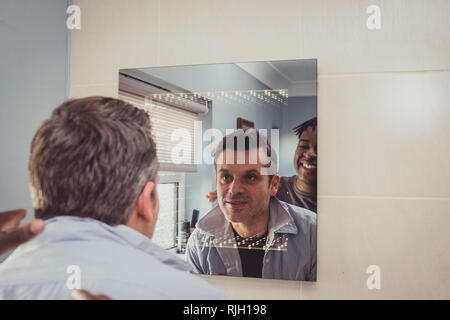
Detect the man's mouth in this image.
<box><xmin>298</xmin><ymin>161</ymin><xmax>317</xmax><ymax>169</ymax></box>
<box><xmin>225</xmin><ymin>200</ymin><xmax>248</xmax><ymax>205</ymax></box>
<box><xmin>224</xmin><ymin>199</ymin><xmax>248</xmax><ymax>208</ymax></box>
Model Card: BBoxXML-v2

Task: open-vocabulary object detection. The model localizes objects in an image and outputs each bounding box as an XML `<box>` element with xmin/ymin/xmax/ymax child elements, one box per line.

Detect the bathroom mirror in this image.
<box><xmin>119</xmin><ymin>59</ymin><xmax>317</xmax><ymax>281</ymax></box>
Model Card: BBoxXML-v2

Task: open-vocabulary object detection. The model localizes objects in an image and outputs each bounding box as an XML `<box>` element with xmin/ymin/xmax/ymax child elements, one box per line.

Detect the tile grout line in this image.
<box><xmin>157</xmin><ymin>0</ymin><xmax>160</xmax><ymax>66</ymax></box>
<box><xmin>298</xmin><ymin>0</ymin><xmax>303</xmax><ymax>60</ymax></box>
<box><xmin>299</xmin><ymin>278</ymin><xmax>303</xmax><ymax>300</ymax></box>
<box><xmin>71</xmin><ymin>83</ymin><xmax>118</xmax><ymax>87</ymax></box>
<box><xmin>318</xmin><ymin>195</ymin><xmax>450</xmax><ymax>201</ymax></box>
<box><xmin>319</xmin><ymin>69</ymin><xmax>450</xmax><ymax>78</ymax></box>
<box><xmin>65</xmin><ymin>0</ymin><xmax>72</xmax><ymax>100</ymax></box>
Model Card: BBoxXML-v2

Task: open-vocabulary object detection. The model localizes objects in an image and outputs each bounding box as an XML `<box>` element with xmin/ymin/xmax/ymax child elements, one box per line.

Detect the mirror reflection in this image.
<box><xmin>119</xmin><ymin>59</ymin><xmax>317</xmax><ymax>281</ymax></box>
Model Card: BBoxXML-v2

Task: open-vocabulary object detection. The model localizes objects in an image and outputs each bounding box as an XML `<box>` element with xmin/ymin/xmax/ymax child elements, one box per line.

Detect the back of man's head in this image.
<box><xmin>29</xmin><ymin>96</ymin><xmax>158</xmax><ymax>225</ymax></box>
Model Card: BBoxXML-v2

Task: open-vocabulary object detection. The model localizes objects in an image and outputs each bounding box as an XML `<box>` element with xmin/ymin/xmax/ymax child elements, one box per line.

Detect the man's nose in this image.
<box><xmin>229</xmin><ymin>179</ymin><xmax>245</xmax><ymax>195</ymax></box>
<box><xmin>306</xmin><ymin>146</ymin><xmax>317</xmax><ymax>158</ymax></box>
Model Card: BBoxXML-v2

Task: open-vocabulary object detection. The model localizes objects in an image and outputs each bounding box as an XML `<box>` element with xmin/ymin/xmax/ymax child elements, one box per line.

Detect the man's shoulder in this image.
<box><xmin>279</xmin><ymin>199</ymin><xmax>316</xmax><ymax>226</ymax></box>
<box><xmin>280</xmin><ymin>175</ymin><xmax>296</xmax><ymax>182</ymax></box>
<box><xmin>194</xmin><ymin>206</ymin><xmax>228</xmax><ymax>236</ymax></box>
<box><xmin>0</xmin><ymin>267</ymin><xmax>226</xmax><ymax>299</ymax></box>
<box><xmin>278</xmin><ymin>175</ymin><xmax>296</xmax><ymax>188</ymax></box>
<box><xmin>276</xmin><ymin>176</ymin><xmax>298</xmax><ymax>200</ymax></box>
<box><xmin>0</xmin><ymin>235</ymin><xmax>225</xmax><ymax>300</ymax></box>
<box><xmin>0</xmin><ymin>217</ymin><xmax>226</xmax><ymax>299</ymax></box>
<box><xmin>189</xmin><ymin>226</ymin><xmax>208</xmax><ymax>240</ymax></box>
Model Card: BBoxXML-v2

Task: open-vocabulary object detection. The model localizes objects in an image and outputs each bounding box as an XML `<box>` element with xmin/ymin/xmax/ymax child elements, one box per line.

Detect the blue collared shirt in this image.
<box><xmin>0</xmin><ymin>216</ymin><xmax>227</xmax><ymax>299</ymax></box>
<box><xmin>186</xmin><ymin>198</ymin><xmax>317</xmax><ymax>281</ymax></box>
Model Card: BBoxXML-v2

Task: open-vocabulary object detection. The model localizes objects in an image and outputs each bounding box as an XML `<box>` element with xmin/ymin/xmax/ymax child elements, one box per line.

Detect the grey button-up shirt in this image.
<box><xmin>0</xmin><ymin>216</ymin><xmax>227</xmax><ymax>299</ymax></box>
<box><xmin>186</xmin><ymin>198</ymin><xmax>317</xmax><ymax>281</ymax></box>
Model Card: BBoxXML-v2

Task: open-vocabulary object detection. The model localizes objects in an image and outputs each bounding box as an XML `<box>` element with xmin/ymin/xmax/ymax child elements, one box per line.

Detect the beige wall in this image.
<box><xmin>70</xmin><ymin>0</ymin><xmax>450</xmax><ymax>299</ymax></box>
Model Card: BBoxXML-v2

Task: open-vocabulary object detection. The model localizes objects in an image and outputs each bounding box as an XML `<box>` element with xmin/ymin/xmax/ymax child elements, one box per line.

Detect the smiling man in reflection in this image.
<box><xmin>186</xmin><ymin>130</ymin><xmax>316</xmax><ymax>281</ymax></box>
<box><xmin>206</xmin><ymin>117</ymin><xmax>317</xmax><ymax>213</ymax></box>
<box><xmin>276</xmin><ymin>117</ymin><xmax>317</xmax><ymax>212</ymax></box>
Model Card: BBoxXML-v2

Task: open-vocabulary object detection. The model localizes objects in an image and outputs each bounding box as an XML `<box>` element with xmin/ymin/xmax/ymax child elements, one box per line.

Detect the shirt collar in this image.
<box><xmin>196</xmin><ymin>197</ymin><xmax>298</xmax><ymax>237</ymax></box>
<box><xmin>44</xmin><ymin>216</ymin><xmax>193</xmax><ymax>273</ymax></box>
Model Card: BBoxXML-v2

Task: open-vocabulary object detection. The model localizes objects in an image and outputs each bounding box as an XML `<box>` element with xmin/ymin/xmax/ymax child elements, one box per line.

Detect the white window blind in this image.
<box><xmin>119</xmin><ymin>73</ymin><xmax>208</xmax><ymax>172</ymax></box>
<box><xmin>148</xmin><ymin>101</ymin><xmax>197</xmax><ymax>172</ymax></box>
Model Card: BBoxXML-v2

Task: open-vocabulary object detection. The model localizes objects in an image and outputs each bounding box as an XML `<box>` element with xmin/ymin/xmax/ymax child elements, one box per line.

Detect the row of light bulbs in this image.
<box><xmin>149</xmin><ymin>89</ymin><xmax>289</xmax><ymax>107</ymax></box>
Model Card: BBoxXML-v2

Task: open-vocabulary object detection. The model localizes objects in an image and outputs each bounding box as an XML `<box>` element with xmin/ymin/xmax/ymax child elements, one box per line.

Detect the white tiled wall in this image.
<box><xmin>300</xmin><ymin>0</ymin><xmax>450</xmax><ymax>74</ymax></box>
<box><xmin>302</xmin><ymin>197</ymin><xmax>450</xmax><ymax>299</ymax></box>
<box><xmin>318</xmin><ymin>72</ymin><xmax>450</xmax><ymax>198</ymax></box>
<box><xmin>70</xmin><ymin>0</ymin><xmax>450</xmax><ymax>299</ymax></box>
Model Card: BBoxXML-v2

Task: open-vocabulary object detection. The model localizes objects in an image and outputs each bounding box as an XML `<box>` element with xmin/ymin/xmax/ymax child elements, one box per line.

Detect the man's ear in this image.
<box><xmin>269</xmin><ymin>174</ymin><xmax>280</xmax><ymax>196</ymax></box>
<box><xmin>137</xmin><ymin>181</ymin><xmax>156</xmax><ymax>223</ymax></box>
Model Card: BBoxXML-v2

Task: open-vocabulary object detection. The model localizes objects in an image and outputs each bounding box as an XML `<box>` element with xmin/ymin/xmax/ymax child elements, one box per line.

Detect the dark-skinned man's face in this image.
<box><xmin>293</xmin><ymin>126</ymin><xmax>317</xmax><ymax>186</ymax></box>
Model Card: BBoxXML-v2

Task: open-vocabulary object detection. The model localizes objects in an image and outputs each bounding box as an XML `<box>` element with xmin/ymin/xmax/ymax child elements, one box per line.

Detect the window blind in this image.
<box><xmin>119</xmin><ymin>73</ymin><xmax>208</xmax><ymax>172</ymax></box>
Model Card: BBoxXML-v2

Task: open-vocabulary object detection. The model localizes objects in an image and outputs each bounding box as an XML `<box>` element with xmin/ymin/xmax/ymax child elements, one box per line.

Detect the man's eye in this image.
<box><xmin>246</xmin><ymin>175</ymin><xmax>257</xmax><ymax>181</ymax></box>
<box><xmin>221</xmin><ymin>174</ymin><xmax>232</xmax><ymax>181</ymax></box>
<box><xmin>298</xmin><ymin>145</ymin><xmax>308</xmax><ymax>150</ymax></box>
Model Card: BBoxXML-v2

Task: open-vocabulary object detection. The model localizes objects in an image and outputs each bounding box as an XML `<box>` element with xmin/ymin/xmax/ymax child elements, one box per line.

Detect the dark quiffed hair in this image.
<box><xmin>213</xmin><ymin>129</ymin><xmax>278</xmax><ymax>181</ymax></box>
<box><xmin>29</xmin><ymin>96</ymin><xmax>159</xmax><ymax>225</ymax></box>
<box><xmin>293</xmin><ymin>117</ymin><xmax>317</xmax><ymax>139</ymax></box>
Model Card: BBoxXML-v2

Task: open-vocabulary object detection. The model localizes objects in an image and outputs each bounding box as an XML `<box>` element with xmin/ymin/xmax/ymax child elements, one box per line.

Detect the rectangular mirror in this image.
<box><xmin>119</xmin><ymin>59</ymin><xmax>317</xmax><ymax>281</ymax></box>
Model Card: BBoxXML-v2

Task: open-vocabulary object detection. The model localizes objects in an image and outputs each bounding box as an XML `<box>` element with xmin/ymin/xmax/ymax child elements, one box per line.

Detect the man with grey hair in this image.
<box><xmin>0</xmin><ymin>96</ymin><xmax>226</xmax><ymax>299</ymax></box>
<box><xmin>186</xmin><ymin>130</ymin><xmax>316</xmax><ymax>281</ymax></box>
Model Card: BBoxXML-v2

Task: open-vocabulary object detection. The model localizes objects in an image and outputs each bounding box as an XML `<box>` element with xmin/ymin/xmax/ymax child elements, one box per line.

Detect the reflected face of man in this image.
<box><xmin>294</xmin><ymin>126</ymin><xmax>317</xmax><ymax>187</ymax></box>
<box><xmin>216</xmin><ymin>149</ymin><xmax>278</xmax><ymax>224</ymax></box>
